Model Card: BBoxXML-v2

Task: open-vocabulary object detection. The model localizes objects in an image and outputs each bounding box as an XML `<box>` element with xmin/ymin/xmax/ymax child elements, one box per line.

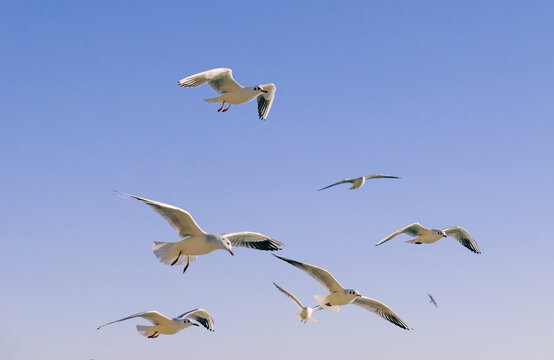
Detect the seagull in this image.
<box><xmin>273</xmin><ymin>282</ymin><xmax>322</xmax><ymax>323</ymax></box>
<box><xmin>97</xmin><ymin>309</ymin><xmax>214</xmax><ymax>338</ymax></box>
<box><xmin>376</xmin><ymin>223</ymin><xmax>481</xmax><ymax>254</ymax></box>
<box><xmin>273</xmin><ymin>255</ymin><xmax>411</xmax><ymax>330</ymax></box>
<box><xmin>178</xmin><ymin>68</ymin><xmax>276</xmax><ymax>120</ymax></box>
<box><xmin>427</xmin><ymin>293</ymin><xmax>438</xmax><ymax>308</ymax></box>
<box><xmin>116</xmin><ymin>191</ymin><xmax>284</xmax><ymax>273</ymax></box>
<box><xmin>317</xmin><ymin>174</ymin><xmax>400</xmax><ymax>191</ymax></box>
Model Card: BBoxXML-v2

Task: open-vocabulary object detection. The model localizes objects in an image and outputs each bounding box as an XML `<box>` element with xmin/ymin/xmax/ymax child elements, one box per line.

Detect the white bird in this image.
<box><xmin>317</xmin><ymin>174</ymin><xmax>400</xmax><ymax>191</ymax></box>
<box><xmin>97</xmin><ymin>309</ymin><xmax>214</xmax><ymax>338</ymax></box>
<box><xmin>116</xmin><ymin>192</ymin><xmax>284</xmax><ymax>273</ymax></box>
<box><xmin>427</xmin><ymin>293</ymin><xmax>438</xmax><ymax>308</ymax></box>
<box><xmin>273</xmin><ymin>282</ymin><xmax>322</xmax><ymax>323</ymax></box>
<box><xmin>273</xmin><ymin>255</ymin><xmax>411</xmax><ymax>330</ymax></box>
<box><xmin>376</xmin><ymin>223</ymin><xmax>481</xmax><ymax>254</ymax></box>
<box><xmin>178</xmin><ymin>68</ymin><xmax>276</xmax><ymax>120</ymax></box>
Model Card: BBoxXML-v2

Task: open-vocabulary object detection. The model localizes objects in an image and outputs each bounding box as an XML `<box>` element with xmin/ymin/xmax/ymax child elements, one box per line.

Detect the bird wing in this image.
<box><xmin>317</xmin><ymin>179</ymin><xmax>353</xmax><ymax>191</ymax></box>
<box><xmin>443</xmin><ymin>226</ymin><xmax>481</xmax><ymax>254</ymax></box>
<box><xmin>352</xmin><ymin>297</ymin><xmax>411</xmax><ymax>330</ymax></box>
<box><xmin>257</xmin><ymin>83</ymin><xmax>276</xmax><ymax>120</ymax></box>
<box><xmin>97</xmin><ymin>311</ymin><xmax>171</xmax><ymax>330</ymax></box>
<box><xmin>376</xmin><ymin>223</ymin><xmax>428</xmax><ymax>246</ymax></box>
<box><xmin>273</xmin><ymin>282</ymin><xmax>304</xmax><ymax>309</ymax></box>
<box><xmin>178</xmin><ymin>68</ymin><xmax>242</xmax><ymax>93</ymax></box>
<box><xmin>273</xmin><ymin>255</ymin><xmax>344</xmax><ymax>293</ymax></box>
<box><xmin>364</xmin><ymin>174</ymin><xmax>401</xmax><ymax>181</ymax></box>
<box><xmin>427</xmin><ymin>293</ymin><xmax>438</xmax><ymax>307</ymax></box>
<box><xmin>117</xmin><ymin>191</ymin><xmax>205</xmax><ymax>237</ymax></box>
<box><xmin>312</xmin><ymin>305</ymin><xmax>323</xmax><ymax>313</ymax></box>
<box><xmin>177</xmin><ymin>309</ymin><xmax>215</xmax><ymax>331</ymax></box>
<box><xmin>223</xmin><ymin>232</ymin><xmax>284</xmax><ymax>251</ymax></box>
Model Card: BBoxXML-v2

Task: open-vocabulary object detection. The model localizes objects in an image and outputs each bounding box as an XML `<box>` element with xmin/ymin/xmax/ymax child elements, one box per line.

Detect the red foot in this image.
<box><xmin>217</xmin><ymin>103</ymin><xmax>225</xmax><ymax>112</ymax></box>
<box><xmin>148</xmin><ymin>334</ymin><xmax>159</xmax><ymax>339</ymax></box>
<box><xmin>222</xmin><ymin>104</ymin><xmax>231</xmax><ymax>112</ymax></box>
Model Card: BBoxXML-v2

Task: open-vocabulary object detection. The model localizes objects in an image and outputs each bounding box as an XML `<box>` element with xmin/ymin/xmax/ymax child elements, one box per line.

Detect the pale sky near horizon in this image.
<box><xmin>1</xmin><ymin>1</ymin><xmax>554</xmax><ymax>359</ymax></box>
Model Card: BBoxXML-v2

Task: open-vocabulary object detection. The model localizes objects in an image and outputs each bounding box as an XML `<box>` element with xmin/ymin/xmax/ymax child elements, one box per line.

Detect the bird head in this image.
<box><xmin>436</xmin><ymin>230</ymin><xmax>447</xmax><ymax>238</ymax></box>
<box><xmin>183</xmin><ymin>319</ymin><xmax>198</xmax><ymax>327</ymax></box>
<box><xmin>253</xmin><ymin>85</ymin><xmax>268</xmax><ymax>94</ymax></box>
<box><xmin>345</xmin><ymin>289</ymin><xmax>361</xmax><ymax>298</ymax></box>
<box><xmin>219</xmin><ymin>235</ymin><xmax>234</xmax><ymax>256</ymax></box>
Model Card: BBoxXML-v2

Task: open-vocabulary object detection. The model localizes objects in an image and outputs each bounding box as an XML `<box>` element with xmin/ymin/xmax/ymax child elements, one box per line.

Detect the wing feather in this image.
<box><xmin>352</xmin><ymin>297</ymin><xmax>411</xmax><ymax>330</ymax></box>
<box><xmin>177</xmin><ymin>309</ymin><xmax>215</xmax><ymax>331</ymax></box>
<box><xmin>443</xmin><ymin>226</ymin><xmax>481</xmax><ymax>254</ymax></box>
<box><xmin>116</xmin><ymin>191</ymin><xmax>205</xmax><ymax>237</ymax></box>
<box><xmin>376</xmin><ymin>223</ymin><xmax>428</xmax><ymax>246</ymax></box>
<box><xmin>97</xmin><ymin>311</ymin><xmax>170</xmax><ymax>330</ymax></box>
<box><xmin>178</xmin><ymin>68</ymin><xmax>242</xmax><ymax>93</ymax></box>
<box><xmin>273</xmin><ymin>255</ymin><xmax>344</xmax><ymax>293</ymax></box>
<box><xmin>224</xmin><ymin>232</ymin><xmax>283</xmax><ymax>251</ymax></box>
<box><xmin>273</xmin><ymin>282</ymin><xmax>304</xmax><ymax>309</ymax></box>
<box><xmin>364</xmin><ymin>174</ymin><xmax>401</xmax><ymax>180</ymax></box>
<box><xmin>257</xmin><ymin>83</ymin><xmax>276</xmax><ymax>120</ymax></box>
<box><xmin>317</xmin><ymin>179</ymin><xmax>354</xmax><ymax>191</ymax></box>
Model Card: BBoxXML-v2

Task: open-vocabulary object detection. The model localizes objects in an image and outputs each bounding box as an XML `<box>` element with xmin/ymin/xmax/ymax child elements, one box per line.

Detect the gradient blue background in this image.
<box><xmin>1</xmin><ymin>1</ymin><xmax>553</xmax><ymax>359</ymax></box>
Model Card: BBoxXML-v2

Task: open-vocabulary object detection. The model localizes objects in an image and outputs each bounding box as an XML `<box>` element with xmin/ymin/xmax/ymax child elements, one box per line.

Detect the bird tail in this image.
<box><xmin>293</xmin><ymin>313</ymin><xmax>303</xmax><ymax>321</ymax></box>
<box><xmin>314</xmin><ymin>295</ymin><xmax>340</xmax><ymax>313</ymax></box>
<box><xmin>203</xmin><ymin>96</ymin><xmax>222</xmax><ymax>103</ymax></box>
<box><xmin>405</xmin><ymin>239</ymin><xmax>420</xmax><ymax>244</ymax></box>
<box><xmin>152</xmin><ymin>241</ymin><xmax>197</xmax><ymax>265</ymax></box>
<box><xmin>305</xmin><ymin>317</ymin><xmax>317</xmax><ymax>323</ymax></box>
<box><xmin>136</xmin><ymin>325</ymin><xmax>152</xmax><ymax>337</ymax></box>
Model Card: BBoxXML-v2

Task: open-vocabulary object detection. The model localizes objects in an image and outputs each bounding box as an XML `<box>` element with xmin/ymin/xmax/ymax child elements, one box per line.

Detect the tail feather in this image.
<box><xmin>203</xmin><ymin>96</ymin><xmax>222</xmax><ymax>103</ymax></box>
<box><xmin>293</xmin><ymin>314</ymin><xmax>303</xmax><ymax>321</ymax></box>
<box><xmin>306</xmin><ymin>317</ymin><xmax>317</xmax><ymax>323</ymax></box>
<box><xmin>152</xmin><ymin>242</ymin><xmax>197</xmax><ymax>265</ymax></box>
<box><xmin>405</xmin><ymin>239</ymin><xmax>420</xmax><ymax>244</ymax></box>
<box><xmin>136</xmin><ymin>325</ymin><xmax>151</xmax><ymax>337</ymax></box>
<box><xmin>314</xmin><ymin>295</ymin><xmax>340</xmax><ymax>313</ymax></box>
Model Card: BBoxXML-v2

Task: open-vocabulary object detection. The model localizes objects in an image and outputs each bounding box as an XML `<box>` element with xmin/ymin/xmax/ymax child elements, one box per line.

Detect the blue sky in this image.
<box><xmin>1</xmin><ymin>1</ymin><xmax>553</xmax><ymax>359</ymax></box>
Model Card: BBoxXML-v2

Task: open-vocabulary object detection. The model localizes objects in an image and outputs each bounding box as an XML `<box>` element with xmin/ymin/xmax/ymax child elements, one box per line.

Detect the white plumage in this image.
<box><xmin>273</xmin><ymin>255</ymin><xmax>411</xmax><ymax>330</ymax></box>
<box><xmin>376</xmin><ymin>223</ymin><xmax>481</xmax><ymax>253</ymax></box>
<box><xmin>178</xmin><ymin>68</ymin><xmax>276</xmax><ymax>120</ymax></box>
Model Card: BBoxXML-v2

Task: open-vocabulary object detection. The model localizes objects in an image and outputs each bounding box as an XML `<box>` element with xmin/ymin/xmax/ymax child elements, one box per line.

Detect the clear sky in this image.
<box><xmin>1</xmin><ymin>1</ymin><xmax>553</xmax><ymax>359</ymax></box>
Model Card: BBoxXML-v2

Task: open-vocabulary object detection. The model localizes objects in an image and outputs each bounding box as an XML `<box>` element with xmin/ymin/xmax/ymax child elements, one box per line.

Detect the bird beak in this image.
<box><xmin>193</xmin><ymin>323</ymin><xmax>199</xmax><ymax>326</ymax></box>
<box><xmin>261</xmin><ymin>89</ymin><xmax>268</xmax><ymax>93</ymax></box>
<box><xmin>356</xmin><ymin>294</ymin><xmax>361</xmax><ymax>297</ymax></box>
<box><xmin>227</xmin><ymin>248</ymin><xmax>234</xmax><ymax>256</ymax></box>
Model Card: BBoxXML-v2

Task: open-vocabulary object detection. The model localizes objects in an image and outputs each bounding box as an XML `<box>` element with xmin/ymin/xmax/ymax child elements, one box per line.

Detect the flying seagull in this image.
<box><xmin>376</xmin><ymin>223</ymin><xmax>481</xmax><ymax>254</ymax></box>
<box><xmin>317</xmin><ymin>174</ymin><xmax>400</xmax><ymax>191</ymax></box>
<box><xmin>427</xmin><ymin>293</ymin><xmax>438</xmax><ymax>308</ymax></box>
<box><xmin>273</xmin><ymin>255</ymin><xmax>411</xmax><ymax>330</ymax></box>
<box><xmin>97</xmin><ymin>309</ymin><xmax>214</xmax><ymax>338</ymax></box>
<box><xmin>116</xmin><ymin>191</ymin><xmax>284</xmax><ymax>273</ymax></box>
<box><xmin>178</xmin><ymin>68</ymin><xmax>276</xmax><ymax>120</ymax></box>
<box><xmin>273</xmin><ymin>282</ymin><xmax>322</xmax><ymax>323</ymax></box>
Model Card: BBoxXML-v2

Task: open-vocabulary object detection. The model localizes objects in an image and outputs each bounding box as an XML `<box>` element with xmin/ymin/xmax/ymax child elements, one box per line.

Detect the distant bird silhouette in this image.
<box><xmin>318</xmin><ymin>174</ymin><xmax>400</xmax><ymax>191</ymax></box>
<box><xmin>427</xmin><ymin>293</ymin><xmax>438</xmax><ymax>308</ymax></box>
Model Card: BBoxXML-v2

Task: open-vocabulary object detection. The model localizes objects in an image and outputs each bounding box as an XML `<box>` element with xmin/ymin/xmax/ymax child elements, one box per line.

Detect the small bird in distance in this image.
<box><xmin>427</xmin><ymin>293</ymin><xmax>438</xmax><ymax>308</ymax></box>
<box><xmin>273</xmin><ymin>282</ymin><xmax>322</xmax><ymax>323</ymax></box>
<box><xmin>318</xmin><ymin>174</ymin><xmax>400</xmax><ymax>191</ymax></box>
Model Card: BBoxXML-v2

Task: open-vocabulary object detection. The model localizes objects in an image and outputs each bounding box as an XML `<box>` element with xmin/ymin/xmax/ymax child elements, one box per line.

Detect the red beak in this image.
<box><xmin>227</xmin><ymin>248</ymin><xmax>234</xmax><ymax>256</ymax></box>
<box><xmin>261</xmin><ymin>89</ymin><xmax>268</xmax><ymax>93</ymax></box>
<box><xmin>356</xmin><ymin>294</ymin><xmax>361</xmax><ymax>297</ymax></box>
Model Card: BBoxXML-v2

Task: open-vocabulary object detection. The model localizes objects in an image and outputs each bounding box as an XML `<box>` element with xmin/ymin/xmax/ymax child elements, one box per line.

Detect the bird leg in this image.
<box><xmin>171</xmin><ymin>251</ymin><xmax>182</xmax><ymax>266</ymax></box>
<box><xmin>182</xmin><ymin>255</ymin><xmax>191</xmax><ymax>274</ymax></box>
<box><xmin>222</xmin><ymin>103</ymin><xmax>231</xmax><ymax>112</ymax></box>
<box><xmin>148</xmin><ymin>331</ymin><xmax>159</xmax><ymax>339</ymax></box>
<box><xmin>217</xmin><ymin>102</ymin><xmax>225</xmax><ymax>112</ymax></box>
